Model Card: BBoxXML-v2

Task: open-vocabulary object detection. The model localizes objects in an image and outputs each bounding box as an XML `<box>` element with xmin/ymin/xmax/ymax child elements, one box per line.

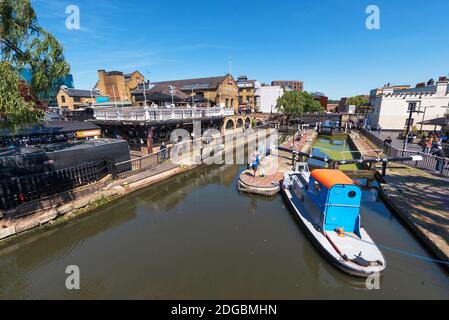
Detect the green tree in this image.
<box><xmin>347</xmin><ymin>95</ymin><xmax>369</xmax><ymax>108</ymax></box>
<box><xmin>0</xmin><ymin>0</ymin><xmax>70</xmax><ymax>105</ymax></box>
<box><xmin>277</xmin><ymin>91</ymin><xmax>324</xmax><ymax>122</ymax></box>
<box><xmin>0</xmin><ymin>61</ymin><xmax>43</xmax><ymax>130</ymax></box>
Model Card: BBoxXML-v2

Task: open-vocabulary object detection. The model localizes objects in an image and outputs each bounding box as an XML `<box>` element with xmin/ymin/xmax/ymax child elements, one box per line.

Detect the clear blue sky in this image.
<box><xmin>33</xmin><ymin>0</ymin><xmax>449</xmax><ymax>99</ymax></box>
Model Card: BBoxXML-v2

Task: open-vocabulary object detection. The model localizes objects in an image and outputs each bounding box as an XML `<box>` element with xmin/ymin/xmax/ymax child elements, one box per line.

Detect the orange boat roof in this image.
<box><xmin>310</xmin><ymin>169</ymin><xmax>354</xmax><ymax>189</ymax></box>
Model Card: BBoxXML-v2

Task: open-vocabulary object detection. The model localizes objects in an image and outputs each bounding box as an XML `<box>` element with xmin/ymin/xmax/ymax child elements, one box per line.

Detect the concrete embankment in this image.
<box><xmin>237</xmin><ymin>130</ymin><xmax>317</xmax><ymax>197</ymax></box>
<box><xmin>0</xmin><ymin>129</ymin><xmax>274</xmax><ymax>245</ymax></box>
<box><xmin>379</xmin><ymin>166</ymin><xmax>449</xmax><ymax>273</ymax></box>
<box><xmin>356</xmin><ymin>130</ymin><xmax>449</xmax><ymax>273</ymax></box>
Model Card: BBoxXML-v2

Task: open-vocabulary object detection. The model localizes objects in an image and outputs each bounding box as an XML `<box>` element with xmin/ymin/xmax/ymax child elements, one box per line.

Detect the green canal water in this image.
<box><xmin>0</xmin><ymin>137</ymin><xmax>449</xmax><ymax>299</ymax></box>
<box><xmin>311</xmin><ymin>135</ymin><xmax>359</xmax><ymax>170</ymax></box>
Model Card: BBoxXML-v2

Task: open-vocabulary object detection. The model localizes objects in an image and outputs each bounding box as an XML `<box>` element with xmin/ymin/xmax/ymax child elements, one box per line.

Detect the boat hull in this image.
<box><xmin>281</xmin><ymin>181</ymin><xmax>386</xmax><ymax>278</ymax></box>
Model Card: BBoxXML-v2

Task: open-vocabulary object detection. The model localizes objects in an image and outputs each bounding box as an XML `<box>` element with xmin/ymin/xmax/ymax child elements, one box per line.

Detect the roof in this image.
<box><xmin>133</xmin><ymin>84</ymin><xmax>190</xmax><ymax>101</ymax></box>
<box><xmin>0</xmin><ymin>121</ymin><xmax>100</xmax><ymax>137</ymax></box>
<box><xmin>311</xmin><ymin>169</ymin><xmax>354</xmax><ymax>189</ymax></box>
<box><xmin>151</xmin><ymin>75</ymin><xmax>230</xmax><ymax>91</ymax></box>
<box><xmin>417</xmin><ymin>117</ymin><xmax>449</xmax><ymax>126</ymax></box>
<box><xmin>61</xmin><ymin>88</ymin><xmax>104</xmax><ymax>98</ymax></box>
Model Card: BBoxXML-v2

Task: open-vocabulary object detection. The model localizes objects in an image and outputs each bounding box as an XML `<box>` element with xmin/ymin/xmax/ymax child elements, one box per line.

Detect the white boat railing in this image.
<box><xmin>93</xmin><ymin>107</ymin><xmax>235</xmax><ymax>122</ymax></box>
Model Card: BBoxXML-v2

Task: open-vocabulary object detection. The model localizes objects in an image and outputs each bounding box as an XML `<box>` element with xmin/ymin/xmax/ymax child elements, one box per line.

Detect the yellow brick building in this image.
<box><xmin>149</xmin><ymin>74</ymin><xmax>239</xmax><ymax>112</ymax></box>
<box><xmin>56</xmin><ymin>87</ymin><xmax>106</xmax><ymax>110</ymax></box>
<box><xmin>94</xmin><ymin>70</ymin><xmax>144</xmax><ymax>102</ymax></box>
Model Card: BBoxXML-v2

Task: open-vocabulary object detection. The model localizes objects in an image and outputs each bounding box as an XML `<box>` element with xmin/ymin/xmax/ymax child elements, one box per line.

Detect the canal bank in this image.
<box><xmin>356</xmin><ymin>130</ymin><xmax>449</xmax><ymax>273</ymax></box>
<box><xmin>1</xmin><ymin>163</ymin><xmax>448</xmax><ymax>299</ymax></box>
<box><xmin>0</xmin><ymin>129</ymin><xmax>276</xmax><ymax>246</ymax></box>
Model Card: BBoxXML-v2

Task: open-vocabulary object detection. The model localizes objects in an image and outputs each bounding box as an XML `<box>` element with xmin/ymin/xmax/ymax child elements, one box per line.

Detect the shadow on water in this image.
<box><xmin>0</xmin><ymin>164</ymin><xmax>448</xmax><ymax>299</ymax></box>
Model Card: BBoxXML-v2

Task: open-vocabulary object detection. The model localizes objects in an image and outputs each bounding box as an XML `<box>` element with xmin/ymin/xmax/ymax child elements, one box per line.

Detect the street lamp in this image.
<box><xmin>191</xmin><ymin>84</ymin><xmax>199</xmax><ymax>108</ymax></box>
<box><xmin>403</xmin><ymin>100</ymin><xmax>421</xmax><ymax>152</ymax></box>
<box><xmin>168</xmin><ymin>85</ymin><xmax>175</xmax><ymax>107</ymax></box>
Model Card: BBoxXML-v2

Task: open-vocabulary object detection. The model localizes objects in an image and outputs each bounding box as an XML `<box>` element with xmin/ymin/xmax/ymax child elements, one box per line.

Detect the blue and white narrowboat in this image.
<box><xmin>282</xmin><ymin>164</ymin><xmax>386</xmax><ymax>277</ymax></box>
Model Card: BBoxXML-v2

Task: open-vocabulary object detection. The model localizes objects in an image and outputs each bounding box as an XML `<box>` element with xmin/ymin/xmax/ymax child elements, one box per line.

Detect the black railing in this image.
<box><xmin>0</xmin><ymin>160</ymin><xmax>110</xmax><ymax>210</ymax></box>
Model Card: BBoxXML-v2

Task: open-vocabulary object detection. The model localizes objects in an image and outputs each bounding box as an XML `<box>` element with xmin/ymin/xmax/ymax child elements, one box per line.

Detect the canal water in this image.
<box><xmin>0</xmin><ymin>138</ymin><xmax>449</xmax><ymax>299</ymax></box>
<box><xmin>311</xmin><ymin>135</ymin><xmax>359</xmax><ymax>170</ymax></box>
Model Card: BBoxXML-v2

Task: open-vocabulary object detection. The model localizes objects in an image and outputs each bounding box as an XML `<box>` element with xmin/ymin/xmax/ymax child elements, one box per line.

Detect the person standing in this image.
<box><xmin>433</xmin><ymin>146</ymin><xmax>445</xmax><ymax>173</ymax></box>
<box><xmin>160</xmin><ymin>142</ymin><xmax>167</xmax><ymax>161</ymax></box>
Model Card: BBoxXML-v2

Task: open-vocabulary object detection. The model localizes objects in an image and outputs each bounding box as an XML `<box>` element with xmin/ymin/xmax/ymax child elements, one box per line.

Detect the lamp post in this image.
<box><xmin>191</xmin><ymin>84</ymin><xmax>199</xmax><ymax>108</ymax></box>
<box><xmin>169</xmin><ymin>85</ymin><xmax>175</xmax><ymax>107</ymax></box>
<box><xmin>403</xmin><ymin>100</ymin><xmax>421</xmax><ymax>152</ymax></box>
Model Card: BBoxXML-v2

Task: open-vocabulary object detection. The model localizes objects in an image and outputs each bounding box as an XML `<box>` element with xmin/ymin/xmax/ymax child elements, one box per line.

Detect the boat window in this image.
<box><xmin>348</xmin><ymin>191</ymin><xmax>357</xmax><ymax>198</ymax></box>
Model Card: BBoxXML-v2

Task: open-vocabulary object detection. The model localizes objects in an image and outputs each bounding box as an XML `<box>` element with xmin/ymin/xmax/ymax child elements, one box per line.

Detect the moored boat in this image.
<box><xmin>281</xmin><ymin>164</ymin><xmax>386</xmax><ymax>277</ymax></box>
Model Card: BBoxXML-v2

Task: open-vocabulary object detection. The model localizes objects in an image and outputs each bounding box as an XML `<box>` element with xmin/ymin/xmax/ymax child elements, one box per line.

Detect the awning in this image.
<box><xmin>417</xmin><ymin>117</ymin><xmax>449</xmax><ymax>126</ymax></box>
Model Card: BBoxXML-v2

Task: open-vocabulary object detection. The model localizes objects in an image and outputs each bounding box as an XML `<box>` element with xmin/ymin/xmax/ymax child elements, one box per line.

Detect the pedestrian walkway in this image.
<box><xmin>380</xmin><ymin>165</ymin><xmax>449</xmax><ymax>271</ymax></box>
<box><xmin>370</xmin><ymin>130</ymin><xmax>421</xmax><ymax>151</ymax></box>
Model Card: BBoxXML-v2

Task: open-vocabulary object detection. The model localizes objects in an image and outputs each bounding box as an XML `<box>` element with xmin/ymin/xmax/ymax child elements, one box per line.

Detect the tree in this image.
<box><xmin>0</xmin><ymin>0</ymin><xmax>70</xmax><ymax>104</ymax></box>
<box><xmin>0</xmin><ymin>61</ymin><xmax>43</xmax><ymax>130</ymax></box>
<box><xmin>347</xmin><ymin>95</ymin><xmax>369</xmax><ymax>108</ymax></box>
<box><xmin>277</xmin><ymin>91</ymin><xmax>324</xmax><ymax>122</ymax></box>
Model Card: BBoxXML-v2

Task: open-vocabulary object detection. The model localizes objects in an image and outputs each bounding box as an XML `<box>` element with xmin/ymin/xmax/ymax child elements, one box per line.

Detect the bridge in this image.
<box><xmin>290</xmin><ymin>113</ymin><xmax>365</xmax><ymax>125</ymax></box>
<box><xmin>90</xmin><ymin>107</ymin><xmax>257</xmax><ymax>151</ymax></box>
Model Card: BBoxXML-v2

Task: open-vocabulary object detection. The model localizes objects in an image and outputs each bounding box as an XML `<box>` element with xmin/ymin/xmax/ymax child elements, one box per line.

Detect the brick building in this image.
<box><xmin>271</xmin><ymin>80</ymin><xmax>304</xmax><ymax>92</ymax></box>
<box><xmin>94</xmin><ymin>70</ymin><xmax>144</xmax><ymax>102</ymax></box>
<box><xmin>138</xmin><ymin>74</ymin><xmax>239</xmax><ymax>112</ymax></box>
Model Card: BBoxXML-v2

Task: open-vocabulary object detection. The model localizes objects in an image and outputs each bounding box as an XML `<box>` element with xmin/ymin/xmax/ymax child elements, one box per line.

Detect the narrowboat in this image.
<box><xmin>281</xmin><ymin>164</ymin><xmax>386</xmax><ymax>277</ymax></box>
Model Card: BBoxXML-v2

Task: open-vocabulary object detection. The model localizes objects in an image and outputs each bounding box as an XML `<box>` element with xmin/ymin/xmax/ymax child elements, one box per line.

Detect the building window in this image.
<box><xmin>61</xmin><ymin>95</ymin><xmax>66</xmax><ymax>103</ymax></box>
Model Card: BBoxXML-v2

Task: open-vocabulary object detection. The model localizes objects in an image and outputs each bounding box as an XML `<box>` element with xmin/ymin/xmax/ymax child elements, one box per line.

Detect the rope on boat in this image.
<box><xmin>345</xmin><ymin>233</ymin><xmax>449</xmax><ymax>266</ymax></box>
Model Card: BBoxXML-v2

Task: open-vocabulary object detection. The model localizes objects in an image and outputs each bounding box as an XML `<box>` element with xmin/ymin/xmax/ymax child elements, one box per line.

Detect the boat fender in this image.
<box><xmin>335</xmin><ymin>228</ymin><xmax>345</xmax><ymax>237</ymax></box>
<box><xmin>376</xmin><ymin>259</ymin><xmax>384</xmax><ymax>266</ymax></box>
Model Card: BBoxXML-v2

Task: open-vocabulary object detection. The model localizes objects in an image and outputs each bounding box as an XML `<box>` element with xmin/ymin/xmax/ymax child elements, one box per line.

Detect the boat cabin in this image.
<box><xmin>307</xmin><ymin>169</ymin><xmax>362</xmax><ymax>236</ymax></box>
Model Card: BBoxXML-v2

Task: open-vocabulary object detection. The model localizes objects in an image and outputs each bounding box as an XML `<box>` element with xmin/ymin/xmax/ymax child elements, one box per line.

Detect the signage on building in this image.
<box><xmin>76</xmin><ymin>129</ymin><xmax>102</xmax><ymax>138</ymax></box>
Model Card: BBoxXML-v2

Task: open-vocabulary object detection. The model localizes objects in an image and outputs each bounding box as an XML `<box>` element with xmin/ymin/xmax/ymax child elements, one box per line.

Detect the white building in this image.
<box><xmin>367</xmin><ymin>79</ymin><xmax>449</xmax><ymax>131</ymax></box>
<box><xmin>255</xmin><ymin>84</ymin><xmax>284</xmax><ymax>114</ymax></box>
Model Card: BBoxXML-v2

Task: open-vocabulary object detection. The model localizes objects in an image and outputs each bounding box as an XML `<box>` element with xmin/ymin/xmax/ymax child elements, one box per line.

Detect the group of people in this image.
<box><xmin>421</xmin><ymin>133</ymin><xmax>446</xmax><ymax>154</ymax></box>
<box><xmin>422</xmin><ymin>133</ymin><xmax>447</xmax><ymax>172</ymax></box>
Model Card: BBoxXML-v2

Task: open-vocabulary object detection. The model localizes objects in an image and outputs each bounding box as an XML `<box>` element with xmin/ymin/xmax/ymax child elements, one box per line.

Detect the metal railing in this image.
<box><xmin>94</xmin><ymin>106</ymin><xmax>234</xmax><ymax>122</ymax></box>
<box><xmin>359</xmin><ymin>128</ymin><xmax>449</xmax><ymax>177</ymax></box>
<box><xmin>113</xmin><ymin>147</ymin><xmax>172</xmax><ymax>180</ymax></box>
<box><xmin>0</xmin><ymin>160</ymin><xmax>110</xmax><ymax>210</ymax></box>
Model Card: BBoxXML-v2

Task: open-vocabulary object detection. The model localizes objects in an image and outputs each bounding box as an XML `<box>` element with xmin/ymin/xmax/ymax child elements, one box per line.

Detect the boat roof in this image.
<box><xmin>311</xmin><ymin>169</ymin><xmax>354</xmax><ymax>189</ymax></box>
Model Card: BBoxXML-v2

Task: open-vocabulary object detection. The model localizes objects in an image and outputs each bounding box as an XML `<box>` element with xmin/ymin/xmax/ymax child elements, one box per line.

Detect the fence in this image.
<box><xmin>113</xmin><ymin>147</ymin><xmax>172</xmax><ymax>180</ymax></box>
<box><xmin>359</xmin><ymin>128</ymin><xmax>449</xmax><ymax>177</ymax></box>
<box><xmin>0</xmin><ymin>160</ymin><xmax>110</xmax><ymax>210</ymax></box>
<box><xmin>93</xmin><ymin>106</ymin><xmax>234</xmax><ymax>122</ymax></box>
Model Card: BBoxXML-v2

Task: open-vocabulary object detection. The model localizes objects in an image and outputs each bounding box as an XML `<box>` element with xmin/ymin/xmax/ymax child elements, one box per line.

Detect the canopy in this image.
<box><xmin>417</xmin><ymin>117</ymin><xmax>449</xmax><ymax>126</ymax></box>
<box><xmin>311</xmin><ymin>169</ymin><xmax>354</xmax><ymax>189</ymax></box>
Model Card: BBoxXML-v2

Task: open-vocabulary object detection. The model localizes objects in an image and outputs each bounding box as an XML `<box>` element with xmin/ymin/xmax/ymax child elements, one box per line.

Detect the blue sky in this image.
<box><xmin>33</xmin><ymin>0</ymin><xmax>449</xmax><ymax>99</ymax></box>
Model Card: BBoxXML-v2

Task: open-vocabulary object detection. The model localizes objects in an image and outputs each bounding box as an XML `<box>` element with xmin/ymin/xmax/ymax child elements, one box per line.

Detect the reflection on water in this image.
<box><xmin>0</xmin><ymin>164</ymin><xmax>448</xmax><ymax>299</ymax></box>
